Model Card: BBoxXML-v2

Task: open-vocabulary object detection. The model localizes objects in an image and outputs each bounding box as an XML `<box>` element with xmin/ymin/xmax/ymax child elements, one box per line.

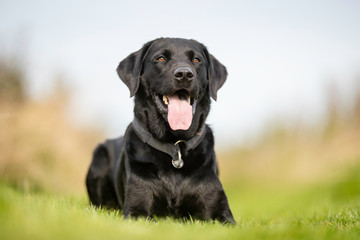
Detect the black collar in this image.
<box><xmin>132</xmin><ymin>117</ymin><xmax>206</xmax><ymax>169</ymax></box>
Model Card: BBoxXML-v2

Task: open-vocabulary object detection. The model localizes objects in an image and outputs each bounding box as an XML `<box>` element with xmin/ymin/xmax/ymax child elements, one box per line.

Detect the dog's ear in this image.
<box><xmin>203</xmin><ymin>48</ymin><xmax>227</xmax><ymax>101</ymax></box>
<box><xmin>116</xmin><ymin>41</ymin><xmax>154</xmax><ymax>97</ymax></box>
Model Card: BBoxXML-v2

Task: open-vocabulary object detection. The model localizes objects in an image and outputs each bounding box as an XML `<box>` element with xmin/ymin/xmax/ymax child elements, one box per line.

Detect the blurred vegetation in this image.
<box><xmin>218</xmin><ymin>78</ymin><xmax>360</xmax><ymax>187</ymax></box>
<box><xmin>0</xmin><ymin>59</ymin><xmax>25</xmax><ymax>103</ymax></box>
<box><xmin>0</xmin><ymin>57</ymin><xmax>102</xmax><ymax>195</ymax></box>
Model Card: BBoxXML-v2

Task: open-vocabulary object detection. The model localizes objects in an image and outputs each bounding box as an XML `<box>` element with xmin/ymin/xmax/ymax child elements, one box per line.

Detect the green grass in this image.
<box><xmin>1</xmin><ymin>178</ymin><xmax>360</xmax><ymax>240</ymax></box>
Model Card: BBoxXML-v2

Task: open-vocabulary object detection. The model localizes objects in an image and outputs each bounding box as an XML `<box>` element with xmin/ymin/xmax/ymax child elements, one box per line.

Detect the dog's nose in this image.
<box><xmin>174</xmin><ymin>67</ymin><xmax>194</xmax><ymax>83</ymax></box>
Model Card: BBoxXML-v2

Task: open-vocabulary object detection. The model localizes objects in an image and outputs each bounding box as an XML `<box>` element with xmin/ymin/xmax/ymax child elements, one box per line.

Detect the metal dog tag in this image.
<box><xmin>172</xmin><ymin>149</ymin><xmax>184</xmax><ymax>169</ymax></box>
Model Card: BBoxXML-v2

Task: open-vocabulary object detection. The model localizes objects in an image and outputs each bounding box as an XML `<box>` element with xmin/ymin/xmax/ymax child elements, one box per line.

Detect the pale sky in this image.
<box><xmin>1</xmin><ymin>0</ymin><xmax>359</xmax><ymax>146</ymax></box>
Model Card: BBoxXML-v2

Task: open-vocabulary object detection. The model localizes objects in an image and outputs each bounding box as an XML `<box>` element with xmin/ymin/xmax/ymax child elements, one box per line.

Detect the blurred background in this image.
<box><xmin>0</xmin><ymin>0</ymin><xmax>359</xmax><ymax>195</ymax></box>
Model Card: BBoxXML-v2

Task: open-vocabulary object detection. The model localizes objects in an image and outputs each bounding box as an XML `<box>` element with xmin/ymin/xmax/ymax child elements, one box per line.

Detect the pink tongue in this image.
<box><xmin>167</xmin><ymin>95</ymin><xmax>193</xmax><ymax>130</ymax></box>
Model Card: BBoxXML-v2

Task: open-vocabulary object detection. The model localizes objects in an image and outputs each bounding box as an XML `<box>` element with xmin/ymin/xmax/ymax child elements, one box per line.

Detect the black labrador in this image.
<box><xmin>86</xmin><ymin>38</ymin><xmax>235</xmax><ymax>224</ymax></box>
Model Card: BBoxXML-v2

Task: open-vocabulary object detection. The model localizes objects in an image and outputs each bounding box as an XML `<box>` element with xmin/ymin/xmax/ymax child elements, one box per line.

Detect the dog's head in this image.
<box><xmin>117</xmin><ymin>38</ymin><xmax>227</xmax><ymax>140</ymax></box>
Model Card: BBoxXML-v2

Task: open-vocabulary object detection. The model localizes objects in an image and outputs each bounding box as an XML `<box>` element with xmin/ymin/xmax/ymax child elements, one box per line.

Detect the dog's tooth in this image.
<box><xmin>187</xmin><ymin>96</ymin><xmax>191</xmax><ymax>104</ymax></box>
<box><xmin>163</xmin><ymin>95</ymin><xmax>169</xmax><ymax>105</ymax></box>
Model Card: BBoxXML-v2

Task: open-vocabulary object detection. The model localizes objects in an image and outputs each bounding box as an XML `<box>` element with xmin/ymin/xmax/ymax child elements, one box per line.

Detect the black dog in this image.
<box><xmin>86</xmin><ymin>38</ymin><xmax>235</xmax><ymax>224</ymax></box>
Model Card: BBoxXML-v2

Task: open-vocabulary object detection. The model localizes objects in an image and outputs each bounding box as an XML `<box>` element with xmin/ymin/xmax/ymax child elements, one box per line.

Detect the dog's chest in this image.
<box><xmin>125</xmin><ymin>137</ymin><xmax>216</xmax><ymax>218</ymax></box>
<box><xmin>149</xmin><ymin>174</ymin><xmax>208</xmax><ymax>218</ymax></box>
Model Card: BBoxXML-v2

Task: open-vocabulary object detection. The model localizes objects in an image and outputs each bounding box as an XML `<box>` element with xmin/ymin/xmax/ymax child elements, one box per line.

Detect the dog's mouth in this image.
<box><xmin>153</xmin><ymin>90</ymin><xmax>197</xmax><ymax>131</ymax></box>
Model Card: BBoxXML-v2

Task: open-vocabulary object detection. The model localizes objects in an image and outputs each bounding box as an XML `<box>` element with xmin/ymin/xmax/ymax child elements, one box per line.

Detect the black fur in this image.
<box><xmin>86</xmin><ymin>38</ymin><xmax>235</xmax><ymax>224</ymax></box>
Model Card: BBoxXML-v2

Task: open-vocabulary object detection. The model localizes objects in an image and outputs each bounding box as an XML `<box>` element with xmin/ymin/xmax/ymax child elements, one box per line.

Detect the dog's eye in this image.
<box><xmin>193</xmin><ymin>58</ymin><xmax>200</xmax><ymax>63</ymax></box>
<box><xmin>156</xmin><ymin>57</ymin><xmax>166</xmax><ymax>62</ymax></box>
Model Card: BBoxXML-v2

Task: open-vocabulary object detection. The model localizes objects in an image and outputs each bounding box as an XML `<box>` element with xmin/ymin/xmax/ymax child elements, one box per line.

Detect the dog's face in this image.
<box><xmin>117</xmin><ymin>38</ymin><xmax>227</xmax><ymax>140</ymax></box>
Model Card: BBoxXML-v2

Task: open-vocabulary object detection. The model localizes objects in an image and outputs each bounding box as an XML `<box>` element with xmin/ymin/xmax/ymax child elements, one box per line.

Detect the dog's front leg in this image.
<box><xmin>203</xmin><ymin>180</ymin><xmax>236</xmax><ymax>225</ymax></box>
<box><xmin>122</xmin><ymin>176</ymin><xmax>154</xmax><ymax>219</ymax></box>
<box><xmin>212</xmin><ymin>190</ymin><xmax>236</xmax><ymax>225</ymax></box>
